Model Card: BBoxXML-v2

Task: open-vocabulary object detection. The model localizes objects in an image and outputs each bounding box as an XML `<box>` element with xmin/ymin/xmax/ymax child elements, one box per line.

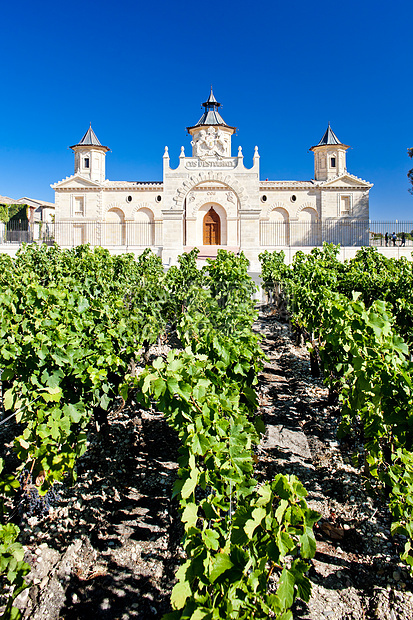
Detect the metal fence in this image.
<box><xmin>1</xmin><ymin>219</ymin><xmax>413</xmax><ymax>248</ymax></box>
<box><xmin>0</xmin><ymin>221</ymin><xmax>163</xmax><ymax>247</ymax></box>
<box><xmin>259</xmin><ymin>220</ymin><xmax>413</xmax><ymax>247</ymax></box>
<box><xmin>367</xmin><ymin>222</ymin><xmax>413</xmax><ymax>247</ymax></box>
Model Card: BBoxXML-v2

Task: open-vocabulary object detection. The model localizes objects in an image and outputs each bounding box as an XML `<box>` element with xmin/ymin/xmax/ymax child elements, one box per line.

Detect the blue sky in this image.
<box><xmin>0</xmin><ymin>0</ymin><xmax>412</xmax><ymax>219</ymax></box>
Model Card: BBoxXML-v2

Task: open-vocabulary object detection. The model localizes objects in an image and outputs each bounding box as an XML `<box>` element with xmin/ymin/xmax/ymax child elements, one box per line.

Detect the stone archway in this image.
<box><xmin>297</xmin><ymin>207</ymin><xmax>320</xmax><ymax>246</ymax></box>
<box><xmin>203</xmin><ymin>207</ymin><xmax>221</xmax><ymax>245</ymax></box>
<box><xmin>268</xmin><ymin>207</ymin><xmax>290</xmax><ymax>246</ymax></box>
<box><xmin>172</xmin><ymin>171</ymin><xmax>249</xmax><ymax>211</ymax></box>
<box><xmin>133</xmin><ymin>207</ymin><xmax>155</xmax><ymax>245</ymax></box>
<box><xmin>104</xmin><ymin>207</ymin><xmax>125</xmax><ymax>245</ymax></box>
<box><xmin>187</xmin><ymin>185</ymin><xmax>238</xmax><ymax>247</ymax></box>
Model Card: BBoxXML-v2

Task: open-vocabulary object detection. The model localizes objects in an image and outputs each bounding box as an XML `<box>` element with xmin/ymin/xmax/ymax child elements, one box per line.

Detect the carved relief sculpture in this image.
<box><xmin>191</xmin><ymin>127</ymin><xmax>227</xmax><ymax>159</ymax></box>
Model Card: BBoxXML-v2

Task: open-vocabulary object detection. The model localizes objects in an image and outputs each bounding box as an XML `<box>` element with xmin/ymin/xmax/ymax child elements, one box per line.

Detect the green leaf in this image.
<box><xmin>166</xmin><ymin>377</ymin><xmax>180</xmax><ymax>394</ymax></box>
<box><xmin>3</xmin><ymin>388</ymin><xmax>15</xmax><ymax>411</ymax></box>
<box><xmin>277</xmin><ymin>568</ymin><xmax>295</xmax><ymax>610</ymax></box>
<box><xmin>181</xmin><ymin>468</ymin><xmax>199</xmax><ymax>499</ymax></box>
<box><xmin>300</xmin><ymin>526</ymin><xmax>316</xmax><ymax>558</ymax></box>
<box><xmin>142</xmin><ymin>372</ymin><xmax>157</xmax><ymax>393</ymax></box>
<box><xmin>190</xmin><ymin>610</ymin><xmax>210</xmax><ymax>620</ymax></box>
<box><xmin>209</xmin><ymin>553</ymin><xmax>234</xmax><ymax>583</ymax></box>
<box><xmin>256</xmin><ymin>484</ymin><xmax>272</xmax><ymax>507</ymax></box>
<box><xmin>202</xmin><ymin>528</ymin><xmax>220</xmax><ymax>550</ymax></box>
<box><xmin>181</xmin><ymin>503</ymin><xmax>198</xmax><ymax>529</ymax></box>
<box><xmin>153</xmin><ymin>357</ymin><xmax>164</xmax><ymax>370</ymax></box>
<box><xmin>244</xmin><ymin>506</ymin><xmax>266</xmax><ymax>538</ymax></box>
<box><xmin>62</xmin><ymin>403</ymin><xmax>83</xmax><ymax>424</ymax></box>
<box><xmin>170</xmin><ymin>579</ymin><xmax>191</xmax><ymax>610</ymax></box>
<box><xmin>41</xmin><ymin>386</ymin><xmax>63</xmax><ymax>402</ymax></box>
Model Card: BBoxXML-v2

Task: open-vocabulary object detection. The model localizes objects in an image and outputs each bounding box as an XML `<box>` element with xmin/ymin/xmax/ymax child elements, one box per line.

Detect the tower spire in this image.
<box><xmin>70</xmin><ymin>125</ymin><xmax>109</xmax><ymax>183</ymax></box>
<box><xmin>186</xmin><ymin>90</ymin><xmax>236</xmax><ymax>158</ymax></box>
<box><xmin>310</xmin><ymin>123</ymin><xmax>350</xmax><ymax>181</ymax></box>
<box><xmin>187</xmin><ymin>89</ymin><xmax>235</xmax><ymax>131</ymax></box>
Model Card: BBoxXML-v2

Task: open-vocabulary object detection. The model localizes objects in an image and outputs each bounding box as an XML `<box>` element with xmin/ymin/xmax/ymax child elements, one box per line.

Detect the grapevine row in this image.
<box><xmin>260</xmin><ymin>244</ymin><xmax>413</xmax><ymax>571</ymax></box>
<box><xmin>0</xmin><ymin>245</ymin><xmax>318</xmax><ymax>619</ymax></box>
<box><xmin>133</xmin><ymin>251</ymin><xmax>318</xmax><ymax>620</ymax></box>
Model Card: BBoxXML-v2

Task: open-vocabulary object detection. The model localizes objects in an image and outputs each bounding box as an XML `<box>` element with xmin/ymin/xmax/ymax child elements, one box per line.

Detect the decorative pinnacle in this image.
<box><xmin>163</xmin><ymin>146</ymin><xmax>169</xmax><ymax>158</ymax></box>
<box><xmin>238</xmin><ymin>146</ymin><xmax>243</xmax><ymax>157</ymax></box>
<box><xmin>180</xmin><ymin>146</ymin><xmax>185</xmax><ymax>158</ymax></box>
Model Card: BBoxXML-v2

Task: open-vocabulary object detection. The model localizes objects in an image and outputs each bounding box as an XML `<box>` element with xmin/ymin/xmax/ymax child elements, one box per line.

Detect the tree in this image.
<box><xmin>408</xmin><ymin>148</ymin><xmax>413</xmax><ymax>195</ymax></box>
<box><xmin>0</xmin><ymin>203</ymin><xmax>24</xmax><ymax>223</ymax></box>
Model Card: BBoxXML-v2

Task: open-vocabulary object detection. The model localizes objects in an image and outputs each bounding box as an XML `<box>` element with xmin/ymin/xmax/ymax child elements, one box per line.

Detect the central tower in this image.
<box><xmin>186</xmin><ymin>88</ymin><xmax>236</xmax><ymax>158</ymax></box>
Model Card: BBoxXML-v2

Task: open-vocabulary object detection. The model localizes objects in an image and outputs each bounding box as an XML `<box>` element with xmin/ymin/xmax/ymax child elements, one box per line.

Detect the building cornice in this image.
<box><xmin>319</xmin><ymin>173</ymin><xmax>373</xmax><ymax>188</ymax></box>
<box><xmin>54</xmin><ymin>181</ymin><xmax>164</xmax><ymax>192</ymax></box>
<box><xmin>259</xmin><ymin>181</ymin><xmax>316</xmax><ymax>190</ymax></box>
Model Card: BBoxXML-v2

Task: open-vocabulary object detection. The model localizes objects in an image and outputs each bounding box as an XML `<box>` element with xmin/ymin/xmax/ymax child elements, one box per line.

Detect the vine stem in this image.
<box><xmin>0</xmin><ymin>395</ymin><xmax>40</xmax><ymax>427</ymax></box>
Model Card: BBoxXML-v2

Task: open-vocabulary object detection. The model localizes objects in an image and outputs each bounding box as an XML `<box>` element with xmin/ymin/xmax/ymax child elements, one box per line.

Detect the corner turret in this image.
<box><xmin>70</xmin><ymin>125</ymin><xmax>109</xmax><ymax>184</ymax></box>
<box><xmin>310</xmin><ymin>123</ymin><xmax>349</xmax><ymax>181</ymax></box>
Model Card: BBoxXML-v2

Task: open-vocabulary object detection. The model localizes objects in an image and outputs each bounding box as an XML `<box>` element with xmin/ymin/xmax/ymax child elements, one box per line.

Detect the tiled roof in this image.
<box><xmin>260</xmin><ymin>181</ymin><xmax>315</xmax><ymax>188</ymax></box>
<box><xmin>195</xmin><ymin>108</ymin><xmax>228</xmax><ymax>126</ymax></box>
<box><xmin>70</xmin><ymin>125</ymin><xmax>109</xmax><ymax>151</ymax></box>
<box><xmin>0</xmin><ymin>195</ymin><xmax>17</xmax><ymax>204</ymax></box>
<box><xmin>187</xmin><ymin>88</ymin><xmax>236</xmax><ymax>131</ymax></box>
<box><xmin>17</xmin><ymin>197</ymin><xmax>55</xmax><ymax>208</ymax></box>
<box><xmin>311</xmin><ymin>123</ymin><xmax>349</xmax><ymax>149</ymax></box>
<box><xmin>106</xmin><ymin>181</ymin><xmax>163</xmax><ymax>188</ymax></box>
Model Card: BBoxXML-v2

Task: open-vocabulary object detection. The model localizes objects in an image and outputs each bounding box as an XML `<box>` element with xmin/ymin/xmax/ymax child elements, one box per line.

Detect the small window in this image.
<box><xmin>84</xmin><ymin>158</ymin><xmax>90</xmax><ymax>169</ymax></box>
<box><xmin>290</xmin><ymin>195</ymin><xmax>297</xmax><ymax>203</ymax></box>
<box><xmin>127</xmin><ymin>195</ymin><xmax>133</xmax><ymax>202</ymax></box>
<box><xmin>156</xmin><ymin>195</ymin><xmax>162</xmax><ymax>202</ymax></box>
<box><xmin>331</xmin><ymin>157</ymin><xmax>336</xmax><ymax>168</ymax></box>
<box><xmin>261</xmin><ymin>195</ymin><xmax>267</xmax><ymax>202</ymax></box>
<box><xmin>340</xmin><ymin>195</ymin><xmax>351</xmax><ymax>215</ymax></box>
<box><xmin>74</xmin><ymin>197</ymin><xmax>84</xmax><ymax>216</ymax></box>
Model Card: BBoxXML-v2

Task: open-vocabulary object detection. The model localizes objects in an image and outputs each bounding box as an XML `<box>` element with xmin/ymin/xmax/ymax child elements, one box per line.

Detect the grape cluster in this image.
<box><xmin>16</xmin><ymin>470</ymin><xmax>61</xmax><ymax>519</ymax></box>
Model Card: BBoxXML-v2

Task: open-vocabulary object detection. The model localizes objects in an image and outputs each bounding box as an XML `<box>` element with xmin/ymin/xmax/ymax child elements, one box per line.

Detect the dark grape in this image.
<box><xmin>15</xmin><ymin>470</ymin><xmax>61</xmax><ymax>519</ymax></box>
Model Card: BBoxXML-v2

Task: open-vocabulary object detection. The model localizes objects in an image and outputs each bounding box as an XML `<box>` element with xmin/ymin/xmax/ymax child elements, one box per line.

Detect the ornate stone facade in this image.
<box><xmin>52</xmin><ymin>91</ymin><xmax>372</xmax><ymax>269</ymax></box>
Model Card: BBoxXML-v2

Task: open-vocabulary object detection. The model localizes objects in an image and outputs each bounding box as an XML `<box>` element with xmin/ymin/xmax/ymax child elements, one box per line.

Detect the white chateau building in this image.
<box><xmin>52</xmin><ymin>90</ymin><xmax>372</xmax><ymax>268</ymax></box>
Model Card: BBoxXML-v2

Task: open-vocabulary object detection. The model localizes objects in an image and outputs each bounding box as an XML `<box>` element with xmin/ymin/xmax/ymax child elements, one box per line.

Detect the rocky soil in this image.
<box><xmin>2</xmin><ymin>307</ymin><xmax>413</xmax><ymax>619</ymax></box>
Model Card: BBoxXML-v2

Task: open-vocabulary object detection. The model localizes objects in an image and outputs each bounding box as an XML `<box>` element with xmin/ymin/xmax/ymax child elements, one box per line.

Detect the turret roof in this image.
<box><xmin>70</xmin><ymin>125</ymin><xmax>109</xmax><ymax>151</ymax></box>
<box><xmin>187</xmin><ymin>88</ymin><xmax>236</xmax><ymax>132</ymax></box>
<box><xmin>310</xmin><ymin>123</ymin><xmax>349</xmax><ymax>150</ymax></box>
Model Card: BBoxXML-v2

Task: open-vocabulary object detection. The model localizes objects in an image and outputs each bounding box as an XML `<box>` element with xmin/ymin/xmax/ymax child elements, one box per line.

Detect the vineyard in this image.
<box><xmin>1</xmin><ymin>243</ymin><xmax>413</xmax><ymax>619</ymax></box>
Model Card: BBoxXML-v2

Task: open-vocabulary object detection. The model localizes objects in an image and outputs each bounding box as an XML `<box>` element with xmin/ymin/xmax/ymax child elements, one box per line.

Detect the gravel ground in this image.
<box><xmin>1</xmin><ymin>307</ymin><xmax>413</xmax><ymax>619</ymax></box>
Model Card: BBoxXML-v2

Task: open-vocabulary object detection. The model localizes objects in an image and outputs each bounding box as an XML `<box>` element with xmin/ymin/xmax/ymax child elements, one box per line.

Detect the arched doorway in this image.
<box><xmin>269</xmin><ymin>207</ymin><xmax>290</xmax><ymax>246</ymax></box>
<box><xmin>203</xmin><ymin>207</ymin><xmax>221</xmax><ymax>245</ymax></box>
<box><xmin>104</xmin><ymin>207</ymin><xmax>125</xmax><ymax>245</ymax></box>
<box><xmin>297</xmin><ymin>207</ymin><xmax>320</xmax><ymax>246</ymax></box>
<box><xmin>134</xmin><ymin>207</ymin><xmax>154</xmax><ymax>245</ymax></box>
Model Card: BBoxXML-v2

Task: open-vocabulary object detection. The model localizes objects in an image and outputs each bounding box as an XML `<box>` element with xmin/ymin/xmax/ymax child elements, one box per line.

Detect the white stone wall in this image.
<box><xmin>259</xmin><ymin>189</ymin><xmax>319</xmax><ymax>220</ymax></box>
<box><xmin>320</xmin><ymin>189</ymin><xmax>369</xmax><ymax>219</ymax></box>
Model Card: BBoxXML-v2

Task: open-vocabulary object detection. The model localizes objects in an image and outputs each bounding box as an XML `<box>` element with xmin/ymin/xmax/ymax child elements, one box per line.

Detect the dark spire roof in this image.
<box><xmin>205</xmin><ymin>86</ymin><xmax>218</xmax><ymax>104</ymax></box>
<box><xmin>310</xmin><ymin>123</ymin><xmax>349</xmax><ymax>150</ymax></box>
<box><xmin>187</xmin><ymin>88</ymin><xmax>236</xmax><ymax>132</ymax></box>
<box><xmin>70</xmin><ymin>124</ymin><xmax>109</xmax><ymax>151</ymax></box>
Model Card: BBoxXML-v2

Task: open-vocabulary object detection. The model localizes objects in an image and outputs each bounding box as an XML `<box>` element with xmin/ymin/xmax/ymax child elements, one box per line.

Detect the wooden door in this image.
<box><xmin>203</xmin><ymin>207</ymin><xmax>221</xmax><ymax>245</ymax></box>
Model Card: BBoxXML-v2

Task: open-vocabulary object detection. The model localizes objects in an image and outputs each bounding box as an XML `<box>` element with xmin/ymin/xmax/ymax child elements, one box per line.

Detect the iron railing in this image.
<box><xmin>1</xmin><ymin>220</ymin><xmax>413</xmax><ymax>248</ymax></box>
<box><xmin>0</xmin><ymin>221</ymin><xmax>163</xmax><ymax>247</ymax></box>
<box><xmin>259</xmin><ymin>220</ymin><xmax>413</xmax><ymax>247</ymax></box>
